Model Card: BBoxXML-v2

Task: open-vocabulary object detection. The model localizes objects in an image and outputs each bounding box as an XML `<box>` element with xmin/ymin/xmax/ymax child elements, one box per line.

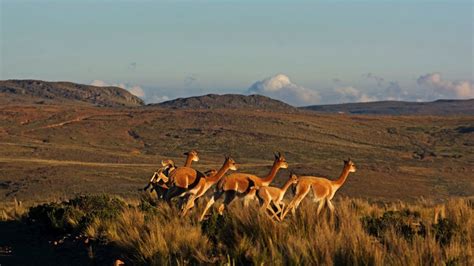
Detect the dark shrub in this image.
<box><xmin>432</xmin><ymin>218</ymin><xmax>460</xmax><ymax>246</ymax></box>
<box><xmin>362</xmin><ymin>209</ymin><xmax>426</xmax><ymax>241</ymax></box>
<box><xmin>28</xmin><ymin>194</ymin><xmax>126</xmax><ymax>234</ymax></box>
<box><xmin>28</xmin><ymin>203</ymin><xmax>84</xmax><ymax>233</ymax></box>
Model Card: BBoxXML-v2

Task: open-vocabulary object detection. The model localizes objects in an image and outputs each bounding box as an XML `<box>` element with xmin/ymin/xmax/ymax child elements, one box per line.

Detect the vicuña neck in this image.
<box><xmin>332</xmin><ymin>166</ymin><xmax>351</xmax><ymax>188</ymax></box>
<box><xmin>281</xmin><ymin>179</ymin><xmax>294</xmax><ymax>194</ymax></box>
<box><xmin>184</xmin><ymin>156</ymin><xmax>193</xmax><ymax>167</ymax></box>
<box><xmin>261</xmin><ymin>161</ymin><xmax>281</xmax><ymax>185</ymax></box>
<box><xmin>207</xmin><ymin>163</ymin><xmax>230</xmax><ymax>183</ymax></box>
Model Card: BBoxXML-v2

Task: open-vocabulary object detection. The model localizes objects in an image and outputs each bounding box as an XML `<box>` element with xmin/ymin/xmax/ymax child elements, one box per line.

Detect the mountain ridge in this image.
<box><xmin>0</xmin><ymin>79</ymin><xmax>144</xmax><ymax>107</ymax></box>
<box><xmin>155</xmin><ymin>93</ymin><xmax>297</xmax><ymax>112</ymax></box>
<box><xmin>301</xmin><ymin>99</ymin><xmax>474</xmax><ymax>115</ymax></box>
<box><xmin>1</xmin><ymin>79</ymin><xmax>472</xmax><ymax>115</ymax></box>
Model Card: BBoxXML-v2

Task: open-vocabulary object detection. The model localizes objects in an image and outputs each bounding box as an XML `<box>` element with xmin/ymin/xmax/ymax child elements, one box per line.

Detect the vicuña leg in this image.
<box><xmin>180</xmin><ymin>194</ymin><xmax>196</xmax><ymax>217</ymax></box>
<box><xmin>219</xmin><ymin>191</ymin><xmax>237</xmax><ymax>215</ymax></box>
<box><xmin>327</xmin><ymin>199</ymin><xmax>335</xmax><ymax>214</ymax></box>
<box><xmin>269</xmin><ymin>202</ymin><xmax>283</xmax><ymax>221</ymax></box>
<box><xmin>199</xmin><ymin>190</ymin><xmax>224</xmax><ymax>221</ymax></box>
<box><xmin>316</xmin><ymin>198</ymin><xmax>325</xmax><ymax>216</ymax></box>
<box><xmin>164</xmin><ymin>186</ymin><xmax>186</xmax><ymax>204</ymax></box>
<box><xmin>281</xmin><ymin>187</ymin><xmax>310</xmax><ymax>220</ymax></box>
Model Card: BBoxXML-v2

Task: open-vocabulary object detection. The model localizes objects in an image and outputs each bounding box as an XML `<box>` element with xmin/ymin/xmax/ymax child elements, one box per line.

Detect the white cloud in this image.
<box><xmin>127</xmin><ymin>85</ymin><xmax>145</xmax><ymax>98</ymax></box>
<box><xmin>90</xmin><ymin>80</ymin><xmax>109</xmax><ymax>87</ymax></box>
<box><xmin>417</xmin><ymin>73</ymin><xmax>473</xmax><ymax>99</ymax></box>
<box><xmin>382</xmin><ymin>81</ymin><xmax>404</xmax><ymax>101</ymax></box>
<box><xmin>151</xmin><ymin>95</ymin><xmax>170</xmax><ymax>103</ymax></box>
<box><xmin>248</xmin><ymin>74</ymin><xmax>320</xmax><ymax>106</ymax></box>
<box><xmin>90</xmin><ymin>80</ymin><xmax>145</xmax><ymax>98</ymax></box>
<box><xmin>334</xmin><ymin>86</ymin><xmax>377</xmax><ymax>103</ymax></box>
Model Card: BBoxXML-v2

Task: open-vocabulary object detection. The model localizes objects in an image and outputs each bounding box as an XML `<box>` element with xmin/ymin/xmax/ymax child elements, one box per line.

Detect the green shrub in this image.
<box><xmin>68</xmin><ymin>194</ymin><xmax>125</xmax><ymax>227</ymax></box>
<box><xmin>27</xmin><ymin>194</ymin><xmax>126</xmax><ymax>234</ymax></box>
<box><xmin>361</xmin><ymin>209</ymin><xmax>426</xmax><ymax>240</ymax></box>
<box><xmin>28</xmin><ymin>203</ymin><xmax>84</xmax><ymax>233</ymax></box>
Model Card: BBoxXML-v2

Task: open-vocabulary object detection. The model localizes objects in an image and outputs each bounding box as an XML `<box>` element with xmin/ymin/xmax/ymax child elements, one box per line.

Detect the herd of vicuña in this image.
<box><xmin>143</xmin><ymin>150</ymin><xmax>357</xmax><ymax>221</ymax></box>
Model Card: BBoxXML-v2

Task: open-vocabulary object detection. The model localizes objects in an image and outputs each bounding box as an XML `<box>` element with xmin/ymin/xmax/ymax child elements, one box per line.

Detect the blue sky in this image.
<box><xmin>1</xmin><ymin>0</ymin><xmax>473</xmax><ymax>105</ymax></box>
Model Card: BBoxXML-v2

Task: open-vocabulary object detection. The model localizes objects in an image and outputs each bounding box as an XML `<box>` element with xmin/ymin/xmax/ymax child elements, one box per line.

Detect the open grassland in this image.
<box><xmin>1</xmin><ymin>103</ymin><xmax>473</xmax><ymax>265</ymax></box>
<box><xmin>0</xmin><ymin>194</ymin><xmax>472</xmax><ymax>265</ymax></box>
<box><xmin>0</xmin><ymin>103</ymin><xmax>473</xmax><ymax>203</ymax></box>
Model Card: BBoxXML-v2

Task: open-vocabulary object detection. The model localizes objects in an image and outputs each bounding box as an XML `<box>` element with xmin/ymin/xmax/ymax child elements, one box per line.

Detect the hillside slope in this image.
<box><xmin>0</xmin><ymin>102</ymin><xmax>472</xmax><ymax>202</ymax></box>
<box><xmin>302</xmin><ymin>99</ymin><xmax>474</xmax><ymax>115</ymax></box>
<box><xmin>0</xmin><ymin>79</ymin><xmax>144</xmax><ymax>107</ymax></box>
<box><xmin>156</xmin><ymin>94</ymin><xmax>296</xmax><ymax>111</ymax></box>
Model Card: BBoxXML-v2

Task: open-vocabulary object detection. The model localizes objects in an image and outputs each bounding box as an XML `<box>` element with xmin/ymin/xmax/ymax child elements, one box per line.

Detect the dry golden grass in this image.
<box><xmin>0</xmin><ymin>198</ymin><xmax>27</xmax><ymax>221</ymax></box>
<box><xmin>85</xmin><ymin>204</ymin><xmax>211</xmax><ymax>264</ymax></box>
<box><xmin>51</xmin><ymin>195</ymin><xmax>473</xmax><ymax>265</ymax></box>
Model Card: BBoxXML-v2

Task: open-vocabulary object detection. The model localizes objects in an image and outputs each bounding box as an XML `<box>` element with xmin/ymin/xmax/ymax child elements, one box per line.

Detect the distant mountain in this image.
<box><xmin>0</xmin><ymin>79</ymin><xmax>144</xmax><ymax>107</ymax></box>
<box><xmin>156</xmin><ymin>94</ymin><xmax>297</xmax><ymax>111</ymax></box>
<box><xmin>301</xmin><ymin>99</ymin><xmax>474</xmax><ymax>115</ymax></box>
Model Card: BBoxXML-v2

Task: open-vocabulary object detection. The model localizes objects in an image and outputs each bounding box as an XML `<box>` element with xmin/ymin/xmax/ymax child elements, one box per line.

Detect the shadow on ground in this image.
<box><xmin>0</xmin><ymin>220</ymin><xmax>125</xmax><ymax>266</ymax></box>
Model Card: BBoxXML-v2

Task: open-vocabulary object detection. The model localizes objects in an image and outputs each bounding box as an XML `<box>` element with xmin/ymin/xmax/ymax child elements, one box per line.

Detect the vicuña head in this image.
<box><xmin>344</xmin><ymin>158</ymin><xmax>356</xmax><ymax>173</ymax></box>
<box><xmin>274</xmin><ymin>152</ymin><xmax>288</xmax><ymax>169</ymax></box>
<box><xmin>161</xmin><ymin>159</ymin><xmax>176</xmax><ymax>168</ymax></box>
<box><xmin>224</xmin><ymin>155</ymin><xmax>238</xmax><ymax>171</ymax></box>
<box><xmin>289</xmin><ymin>173</ymin><xmax>299</xmax><ymax>184</ymax></box>
<box><xmin>184</xmin><ymin>150</ymin><xmax>199</xmax><ymax>162</ymax></box>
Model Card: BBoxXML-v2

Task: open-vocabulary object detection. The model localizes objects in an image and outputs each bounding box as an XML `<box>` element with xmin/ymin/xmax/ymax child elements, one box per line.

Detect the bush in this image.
<box><xmin>28</xmin><ymin>203</ymin><xmax>83</xmax><ymax>233</ymax></box>
<box><xmin>27</xmin><ymin>194</ymin><xmax>126</xmax><ymax>234</ymax></box>
<box><xmin>432</xmin><ymin>218</ymin><xmax>460</xmax><ymax>246</ymax></box>
<box><xmin>361</xmin><ymin>209</ymin><xmax>426</xmax><ymax>240</ymax></box>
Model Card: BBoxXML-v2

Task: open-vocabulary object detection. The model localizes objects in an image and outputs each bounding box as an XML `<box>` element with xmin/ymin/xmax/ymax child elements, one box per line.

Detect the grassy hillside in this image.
<box><xmin>0</xmin><ymin>103</ymin><xmax>472</xmax><ymax>203</ymax></box>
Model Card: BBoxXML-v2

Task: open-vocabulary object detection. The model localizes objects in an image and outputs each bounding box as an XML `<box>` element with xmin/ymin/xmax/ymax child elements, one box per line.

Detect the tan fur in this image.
<box><xmin>183</xmin><ymin>150</ymin><xmax>199</xmax><ymax>167</ymax></box>
<box><xmin>167</xmin><ymin>150</ymin><xmax>201</xmax><ymax>189</ymax></box>
<box><xmin>169</xmin><ymin>167</ymin><xmax>202</xmax><ymax>189</ymax></box>
<box><xmin>180</xmin><ymin>157</ymin><xmax>238</xmax><ymax>216</ymax></box>
<box><xmin>281</xmin><ymin>159</ymin><xmax>357</xmax><ymax>220</ymax></box>
<box><xmin>220</xmin><ymin>153</ymin><xmax>288</xmax><ymax>193</ymax></box>
<box><xmin>143</xmin><ymin>160</ymin><xmax>176</xmax><ymax>196</ymax></box>
<box><xmin>199</xmin><ymin>153</ymin><xmax>288</xmax><ymax>221</ymax></box>
<box><xmin>145</xmin><ymin>149</ymin><xmax>198</xmax><ymax>194</ymax></box>
<box><xmin>256</xmin><ymin>173</ymin><xmax>298</xmax><ymax>221</ymax></box>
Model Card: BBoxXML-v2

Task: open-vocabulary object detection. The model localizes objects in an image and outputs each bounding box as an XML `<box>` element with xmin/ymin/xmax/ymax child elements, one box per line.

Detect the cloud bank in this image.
<box><xmin>417</xmin><ymin>73</ymin><xmax>473</xmax><ymax>99</ymax></box>
<box><xmin>90</xmin><ymin>80</ymin><xmax>145</xmax><ymax>98</ymax></box>
<box><xmin>248</xmin><ymin>74</ymin><xmax>320</xmax><ymax>106</ymax></box>
<box><xmin>334</xmin><ymin>86</ymin><xmax>377</xmax><ymax>103</ymax></box>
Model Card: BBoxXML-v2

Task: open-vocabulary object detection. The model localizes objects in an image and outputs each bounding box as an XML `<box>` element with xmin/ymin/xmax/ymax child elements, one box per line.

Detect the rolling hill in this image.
<box><xmin>0</xmin><ymin>80</ymin><xmax>473</xmax><ymax>203</ymax></box>
<box><xmin>0</xmin><ymin>79</ymin><xmax>144</xmax><ymax>107</ymax></box>
<box><xmin>156</xmin><ymin>93</ymin><xmax>296</xmax><ymax>111</ymax></box>
<box><xmin>0</xmin><ymin>100</ymin><xmax>472</xmax><ymax>203</ymax></box>
<box><xmin>302</xmin><ymin>99</ymin><xmax>474</xmax><ymax>115</ymax></box>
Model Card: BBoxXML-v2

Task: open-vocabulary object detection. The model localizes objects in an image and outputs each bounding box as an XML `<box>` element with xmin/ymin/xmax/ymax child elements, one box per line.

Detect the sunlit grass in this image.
<box><xmin>2</xmin><ymin>195</ymin><xmax>472</xmax><ymax>265</ymax></box>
